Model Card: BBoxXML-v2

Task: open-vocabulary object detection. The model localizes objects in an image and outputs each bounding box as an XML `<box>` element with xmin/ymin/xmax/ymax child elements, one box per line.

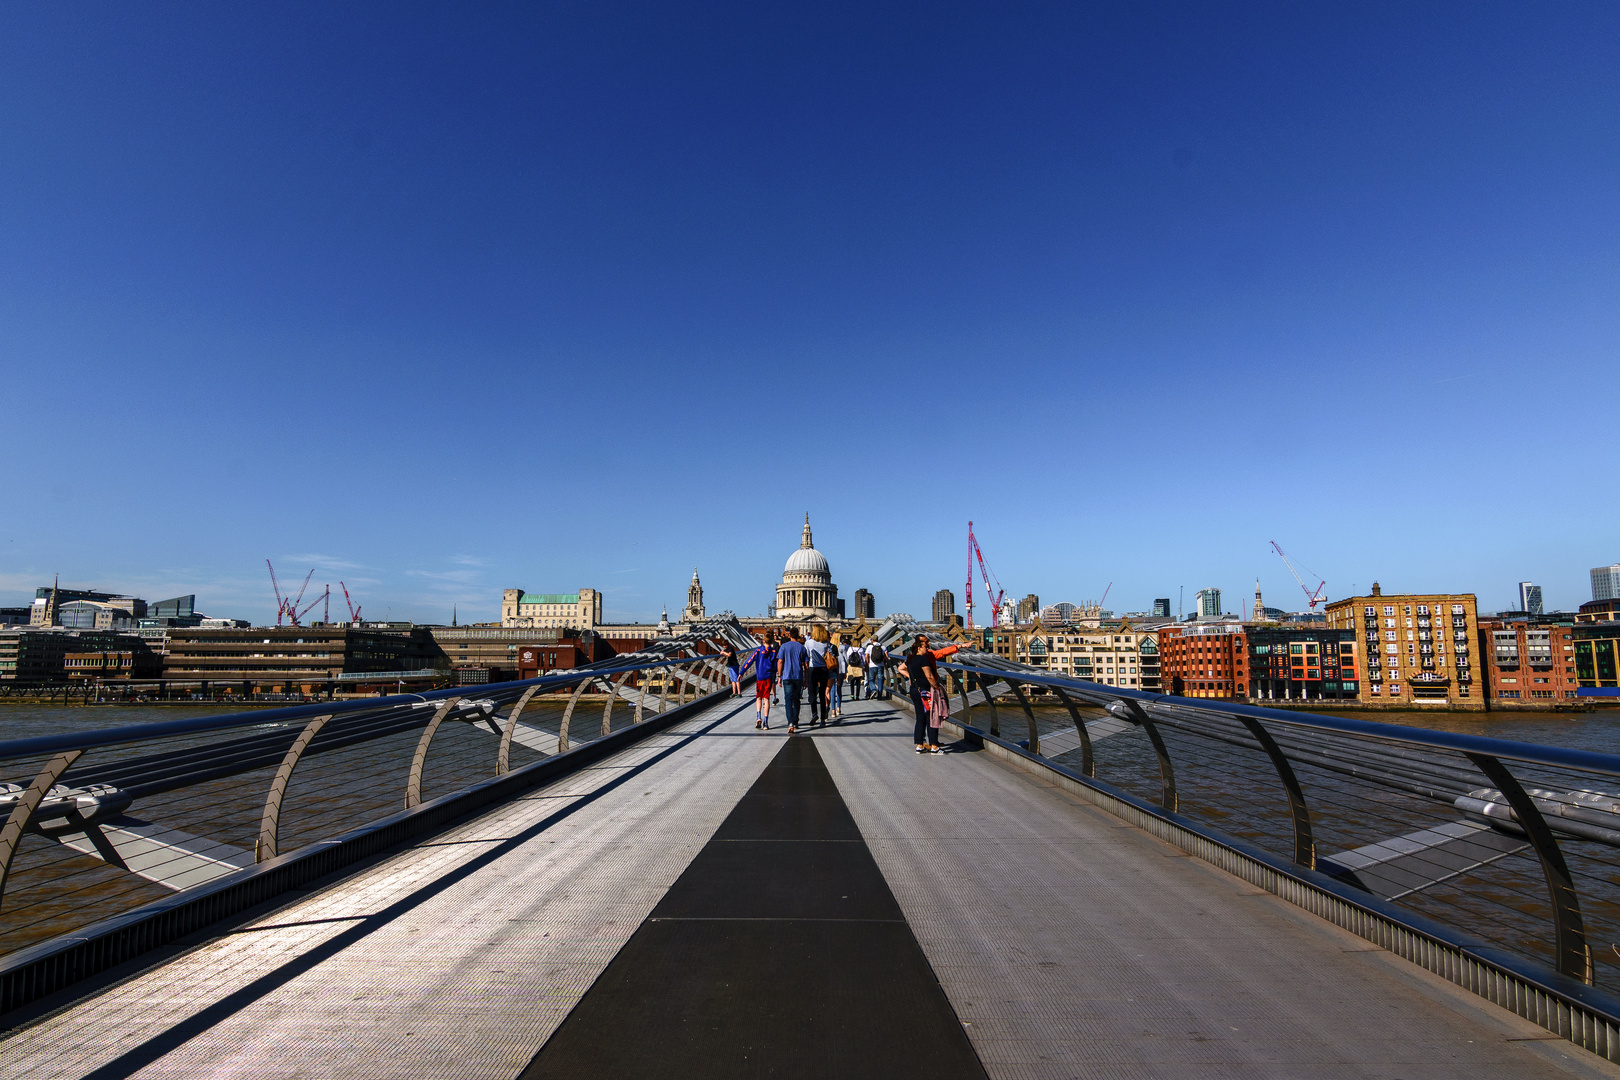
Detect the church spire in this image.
<box><xmin>801</xmin><ymin>513</ymin><xmax>813</xmax><ymax>550</ymax></box>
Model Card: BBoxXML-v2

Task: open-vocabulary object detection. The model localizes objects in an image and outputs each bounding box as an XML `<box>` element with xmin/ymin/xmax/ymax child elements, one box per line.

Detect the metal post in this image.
<box><xmin>1233</xmin><ymin>715</ymin><xmax>1314</xmax><ymax>868</ymax></box>
<box><xmin>979</xmin><ymin>674</ymin><xmax>1002</xmax><ymax>739</ymax></box>
<box><xmin>1114</xmin><ymin>698</ymin><xmax>1178</xmax><ymax>812</ymax></box>
<box><xmin>256</xmin><ymin>714</ymin><xmax>334</xmax><ymax>861</ymax></box>
<box><xmin>498</xmin><ymin>684</ymin><xmax>543</xmax><ymax>774</ymax></box>
<box><xmin>1051</xmin><ymin>686</ymin><xmax>1095</xmax><ymax>777</ymax></box>
<box><xmin>1467</xmin><ymin>752</ymin><xmax>1592</xmax><ymax>983</ymax></box>
<box><xmin>602</xmin><ymin>671</ymin><xmax>632</xmax><ymax>735</ymax></box>
<box><xmin>558</xmin><ymin>676</ymin><xmax>593</xmax><ymax>753</ymax></box>
<box><xmin>1006</xmin><ymin>680</ymin><xmax>1041</xmax><ymax>756</ymax></box>
<box><xmin>406</xmin><ymin>697</ymin><xmax>463</xmax><ymax>808</ymax></box>
<box><xmin>657</xmin><ymin>666</ymin><xmax>674</xmax><ymax>714</ymax></box>
<box><xmin>0</xmin><ymin>750</ymin><xmax>85</xmax><ymax>908</ymax></box>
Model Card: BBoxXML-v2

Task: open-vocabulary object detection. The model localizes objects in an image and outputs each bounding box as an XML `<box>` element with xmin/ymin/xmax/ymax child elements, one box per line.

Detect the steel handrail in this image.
<box><xmin>0</xmin><ymin>657</ymin><xmax>714</xmax><ymax>760</ymax></box>
<box><xmin>936</xmin><ymin>660</ymin><xmax>1620</xmax><ymax>777</ymax></box>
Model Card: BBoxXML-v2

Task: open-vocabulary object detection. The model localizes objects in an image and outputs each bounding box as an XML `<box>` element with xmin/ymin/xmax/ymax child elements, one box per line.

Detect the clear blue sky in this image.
<box><xmin>3</xmin><ymin>3</ymin><xmax>1616</xmax><ymax>625</ymax></box>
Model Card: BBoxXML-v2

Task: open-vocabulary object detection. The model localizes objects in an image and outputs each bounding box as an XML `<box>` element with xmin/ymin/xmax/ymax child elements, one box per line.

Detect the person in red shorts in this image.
<box><xmin>748</xmin><ymin>634</ymin><xmax>779</xmax><ymax>728</ymax></box>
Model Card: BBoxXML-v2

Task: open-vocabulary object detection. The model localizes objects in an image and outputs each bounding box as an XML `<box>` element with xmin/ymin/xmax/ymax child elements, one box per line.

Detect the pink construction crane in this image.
<box><xmin>340</xmin><ymin>581</ymin><xmax>363</xmax><ymax>625</ymax></box>
<box><xmin>1270</xmin><ymin>541</ymin><xmax>1327</xmax><ymax>609</ymax></box>
<box><xmin>966</xmin><ymin>522</ymin><xmax>1006</xmax><ymax>629</ymax></box>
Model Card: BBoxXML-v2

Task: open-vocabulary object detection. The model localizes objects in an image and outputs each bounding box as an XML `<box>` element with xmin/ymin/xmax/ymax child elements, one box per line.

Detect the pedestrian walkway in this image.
<box><xmin>2</xmin><ymin>689</ymin><xmax>1617</xmax><ymax>1079</ymax></box>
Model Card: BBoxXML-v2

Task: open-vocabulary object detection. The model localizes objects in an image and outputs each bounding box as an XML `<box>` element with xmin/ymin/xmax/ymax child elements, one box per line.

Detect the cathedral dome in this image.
<box><xmin>785</xmin><ymin>547</ymin><xmax>830</xmax><ymax>575</ymax></box>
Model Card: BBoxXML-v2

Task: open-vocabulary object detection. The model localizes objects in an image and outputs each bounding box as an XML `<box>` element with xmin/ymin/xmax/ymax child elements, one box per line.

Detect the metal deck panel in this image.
<box><xmin>0</xmin><ymin>697</ymin><xmax>776</xmax><ymax>1080</ymax></box>
<box><xmin>813</xmin><ymin>696</ymin><xmax>1620</xmax><ymax>1079</ymax></box>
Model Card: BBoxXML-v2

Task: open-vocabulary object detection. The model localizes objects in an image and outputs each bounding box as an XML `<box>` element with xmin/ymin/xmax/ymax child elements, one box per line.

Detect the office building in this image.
<box><xmin>932</xmin><ymin>589</ymin><xmax>956</xmax><ymax>623</ymax></box>
<box><xmin>1153</xmin><ymin>598</ymin><xmax>1171</xmax><ymax>618</ymax></box>
<box><xmin>64</xmin><ymin>643</ymin><xmax>163</xmax><ymax>681</ymax></box>
<box><xmin>853</xmin><ymin>589</ymin><xmax>875</xmax><ymax>619</ymax></box>
<box><xmin>1575</xmin><ymin>623</ymin><xmax>1620</xmax><ymax>691</ymax></box>
<box><xmin>162</xmin><ymin>626</ymin><xmax>439</xmax><ymax>688</ymax></box>
<box><xmin>1196</xmin><ymin>587</ymin><xmax>1222</xmax><ymax>619</ymax></box>
<box><xmin>1017</xmin><ymin>594</ymin><xmax>1040</xmax><ymax>623</ymax></box>
<box><xmin>29</xmin><ymin>585</ymin><xmax>144</xmax><ymax>626</ymax></box>
<box><xmin>1324</xmin><ymin>584</ymin><xmax>1482</xmax><ymax>709</ymax></box>
<box><xmin>1517</xmin><ymin>582</ymin><xmax>1544</xmax><ymax>616</ymax></box>
<box><xmin>1593</xmin><ymin>565</ymin><xmax>1620</xmax><ymax>602</ymax></box>
<box><xmin>1578</xmin><ymin>600</ymin><xmax>1620</xmax><ymax>623</ymax></box>
<box><xmin>0</xmin><ymin>629</ymin><xmax>139</xmax><ymax>684</ymax></box>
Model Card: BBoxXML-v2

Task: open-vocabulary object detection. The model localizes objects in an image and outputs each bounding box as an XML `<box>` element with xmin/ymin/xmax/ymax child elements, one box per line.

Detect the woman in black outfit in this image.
<box><xmin>904</xmin><ymin>634</ymin><xmax>958</xmax><ymax>754</ymax></box>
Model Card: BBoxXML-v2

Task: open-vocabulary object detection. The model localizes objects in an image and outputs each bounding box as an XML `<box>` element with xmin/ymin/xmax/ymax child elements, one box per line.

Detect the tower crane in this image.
<box><xmin>1270</xmin><ymin>541</ymin><xmax>1327</xmax><ymax>609</ymax></box>
<box><xmin>340</xmin><ymin>581</ymin><xmax>363</xmax><ymax>625</ymax></box>
<box><xmin>966</xmin><ymin>522</ymin><xmax>1006</xmax><ymax>629</ymax></box>
<box><xmin>266</xmin><ymin>560</ymin><xmax>287</xmax><ymax>626</ymax></box>
<box><xmin>292</xmin><ymin>585</ymin><xmax>329</xmax><ymax>627</ymax></box>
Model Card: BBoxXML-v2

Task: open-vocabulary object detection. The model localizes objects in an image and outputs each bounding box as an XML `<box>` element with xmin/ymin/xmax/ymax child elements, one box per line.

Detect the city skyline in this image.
<box><xmin>3</xmin><ymin>6</ymin><xmax>1616</xmax><ymax>624</ymax></box>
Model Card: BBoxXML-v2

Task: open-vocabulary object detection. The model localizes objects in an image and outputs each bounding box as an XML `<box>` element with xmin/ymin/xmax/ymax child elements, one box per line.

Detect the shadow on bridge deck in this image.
<box><xmin>1</xmin><ymin>692</ymin><xmax>1616</xmax><ymax>1079</ymax></box>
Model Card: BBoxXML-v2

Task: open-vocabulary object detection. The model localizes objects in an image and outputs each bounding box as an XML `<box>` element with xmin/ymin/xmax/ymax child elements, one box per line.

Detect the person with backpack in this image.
<box><xmin>776</xmin><ymin>627</ymin><xmax>809</xmax><ymax>734</ymax></box>
<box><xmin>864</xmin><ymin>639</ymin><xmax>888</xmax><ymax>698</ymax></box>
<box><xmin>904</xmin><ymin>633</ymin><xmax>960</xmax><ymax>754</ymax></box>
<box><xmin>844</xmin><ymin>642</ymin><xmax>865</xmax><ymax>702</ymax></box>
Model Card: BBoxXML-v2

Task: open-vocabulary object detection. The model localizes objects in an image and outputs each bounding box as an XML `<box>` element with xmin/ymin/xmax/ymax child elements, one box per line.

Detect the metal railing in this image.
<box><xmin>0</xmin><ymin>616</ymin><xmax>758</xmax><ymax>991</ymax></box>
<box><xmin>868</xmin><ymin>616</ymin><xmax>1620</xmax><ymax>1057</ymax></box>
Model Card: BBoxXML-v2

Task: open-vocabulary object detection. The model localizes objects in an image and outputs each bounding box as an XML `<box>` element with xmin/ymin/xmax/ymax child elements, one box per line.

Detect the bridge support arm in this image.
<box><xmin>498</xmin><ymin>685</ymin><xmax>543</xmax><ymax>774</ymax></box>
<box><xmin>1466</xmin><ymin>752</ymin><xmax>1592</xmax><ymax>984</ymax></box>
<box><xmin>407</xmin><ymin>698</ymin><xmax>463</xmax><ymax>808</ymax></box>
<box><xmin>1233</xmin><ymin>715</ymin><xmax>1315</xmax><ymax>869</ymax></box>
<box><xmin>0</xmin><ymin>750</ymin><xmax>84</xmax><ymax>907</ymax></box>
<box><xmin>559</xmin><ymin>678</ymin><xmax>594</xmax><ymax>752</ymax></box>
<box><xmin>1114</xmin><ymin>699</ymin><xmax>1177</xmax><ymax>812</ymax></box>
<box><xmin>1051</xmin><ymin>687</ymin><xmax>1094</xmax><ymax>777</ymax></box>
<box><xmin>1006</xmin><ymin>680</ymin><xmax>1040</xmax><ymax>756</ymax></box>
<box><xmin>256</xmin><ymin>714</ymin><xmax>333</xmax><ymax>861</ymax></box>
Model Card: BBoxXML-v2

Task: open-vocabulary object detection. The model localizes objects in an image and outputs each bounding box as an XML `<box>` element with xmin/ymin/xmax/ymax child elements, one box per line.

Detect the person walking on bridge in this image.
<box><xmin>805</xmin><ymin>625</ymin><xmax>833</xmax><ymax>727</ymax></box>
<box><xmin>719</xmin><ymin>641</ymin><xmax>742</xmax><ymax>697</ymax></box>
<box><xmin>905</xmin><ymin>634</ymin><xmax>960</xmax><ymax>754</ymax></box>
<box><xmin>864</xmin><ymin>639</ymin><xmax>888</xmax><ymax>698</ymax></box>
<box><xmin>776</xmin><ymin>628</ymin><xmax>809</xmax><ymax>734</ymax></box>
<box><xmin>844</xmin><ymin>642</ymin><xmax>865</xmax><ymax>703</ymax></box>
<box><xmin>748</xmin><ymin>637</ymin><xmax>778</xmax><ymax>728</ymax></box>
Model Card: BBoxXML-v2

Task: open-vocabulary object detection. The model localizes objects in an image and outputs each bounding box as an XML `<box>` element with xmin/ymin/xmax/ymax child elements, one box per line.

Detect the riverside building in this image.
<box><xmin>1324</xmin><ymin>585</ymin><xmax>1482</xmax><ymax>710</ymax></box>
<box><xmin>1158</xmin><ymin>622</ymin><xmax>1247</xmax><ymax>700</ymax></box>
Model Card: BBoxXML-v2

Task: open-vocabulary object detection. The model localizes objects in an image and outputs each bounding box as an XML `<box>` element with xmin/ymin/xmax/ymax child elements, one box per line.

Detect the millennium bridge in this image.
<box><xmin>2</xmin><ymin>616</ymin><xmax>1620</xmax><ymax>1078</ymax></box>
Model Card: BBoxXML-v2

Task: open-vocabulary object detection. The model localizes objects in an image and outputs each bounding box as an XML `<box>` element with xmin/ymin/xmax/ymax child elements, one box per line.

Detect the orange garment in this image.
<box><xmin>925</xmin><ymin>644</ymin><xmax>961</xmax><ymax>661</ymax></box>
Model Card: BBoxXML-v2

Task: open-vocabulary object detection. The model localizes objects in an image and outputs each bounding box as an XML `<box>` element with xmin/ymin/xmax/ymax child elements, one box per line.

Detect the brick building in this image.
<box><xmin>1158</xmin><ymin>623</ymin><xmax>1247</xmax><ymax>700</ymax></box>
<box><xmin>1478</xmin><ymin>616</ymin><xmax>1579</xmax><ymax>707</ymax></box>
<box><xmin>1324</xmin><ymin>585</ymin><xmax>1481</xmax><ymax>709</ymax></box>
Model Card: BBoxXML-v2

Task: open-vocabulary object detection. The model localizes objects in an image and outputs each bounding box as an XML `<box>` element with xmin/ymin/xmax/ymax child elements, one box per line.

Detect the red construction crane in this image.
<box><xmin>284</xmin><ymin>569</ymin><xmax>315</xmax><ymax>626</ymax></box>
<box><xmin>340</xmin><ymin>581</ymin><xmax>363</xmax><ymax>625</ymax></box>
<box><xmin>266</xmin><ymin>559</ymin><xmax>286</xmax><ymax>626</ymax></box>
<box><xmin>293</xmin><ymin>585</ymin><xmax>329</xmax><ymax>626</ymax></box>
<box><xmin>1270</xmin><ymin>541</ymin><xmax>1327</xmax><ymax>609</ymax></box>
<box><xmin>966</xmin><ymin>522</ymin><xmax>1006</xmax><ymax>629</ymax></box>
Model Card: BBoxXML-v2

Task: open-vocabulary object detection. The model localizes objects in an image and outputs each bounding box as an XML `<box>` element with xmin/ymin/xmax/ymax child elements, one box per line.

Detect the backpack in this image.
<box><xmin>868</xmin><ymin>643</ymin><xmax>886</xmax><ymax>664</ymax></box>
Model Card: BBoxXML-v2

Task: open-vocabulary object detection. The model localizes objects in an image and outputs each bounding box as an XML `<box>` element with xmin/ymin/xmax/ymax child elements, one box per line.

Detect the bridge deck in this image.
<box><xmin>2</xmin><ymin>693</ymin><xmax>1615</xmax><ymax>1078</ymax></box>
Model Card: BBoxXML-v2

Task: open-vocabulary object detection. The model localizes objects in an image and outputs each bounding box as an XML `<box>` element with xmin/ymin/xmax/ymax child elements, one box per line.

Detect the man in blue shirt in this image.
<box><xmin>775</xmin><ymin>628</ymin><xmax>809</xmax><ymax>734</ymax></box>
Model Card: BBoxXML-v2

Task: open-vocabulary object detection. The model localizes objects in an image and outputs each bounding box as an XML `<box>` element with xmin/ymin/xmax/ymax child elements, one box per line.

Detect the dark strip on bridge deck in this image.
<box><xmin>521</xmin><ymin>735</ymin><xmax>986</xmax><ymax>1080</ymax></box>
